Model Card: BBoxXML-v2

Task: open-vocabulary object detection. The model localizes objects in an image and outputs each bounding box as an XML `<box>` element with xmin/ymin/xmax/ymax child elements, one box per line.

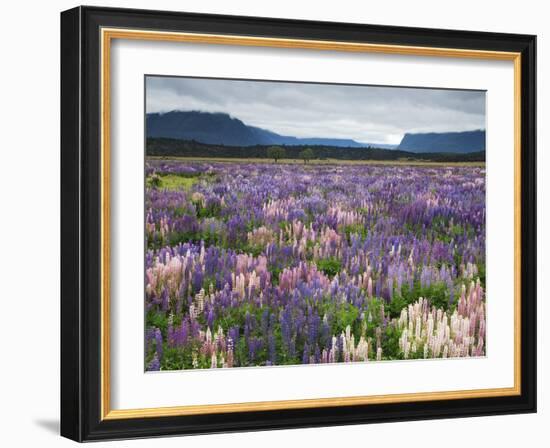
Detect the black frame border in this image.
<box><xmin>61</xmin><ymin>6</ymin><xmax>536</xmax><ymax>442</ymax></box>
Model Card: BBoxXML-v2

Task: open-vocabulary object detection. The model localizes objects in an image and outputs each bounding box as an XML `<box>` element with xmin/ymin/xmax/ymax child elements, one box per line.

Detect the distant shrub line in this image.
<box><xmin>146</xmin><ymin>138</ymin><xmax>486</xmax><ymax>163</ymax></box>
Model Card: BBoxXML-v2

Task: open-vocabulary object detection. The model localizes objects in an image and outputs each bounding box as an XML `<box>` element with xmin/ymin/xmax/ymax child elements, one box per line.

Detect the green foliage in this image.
<box><xmin>331</xmin><ymin>303</ymin><xmax>359</xmax><ymax>336</ymax></box>
<box><xmin>234</xmin><ymin>337</ymin><xmax>250</xmax><ymax>366</ymax></box>
<box><xmin>277</xmin><ymin>221</ymin><xmax>291</xmax><ymax>233</ymax></box>
<box><xmin>267</xmin><ymin>146</ymin><xmax>286</xmax><ymax>163</ymax></box>
<box><xmin>193</xmin><ymin>200</ymin><xmax>222</xmax><ymax>219</ymax></box>
<box><xmin>299</xmin><ymin>147</ymin><xmax>314</xmax><ymax>163</ymax></box>
<box><xmin>172</xmin><ymin>205</ymin><xmax>193</xmax><ymax>217</ymax></box>
<box><xmin>421</xmin><ymin>282</ymin><xmax>451</xmax><ymax>310</ymax></box>
<box><xmin>381</xmin><ymin>324</ymin><xmax>403</xmax><ymax>360</ymax></box>
<box><xmin>387</xmin><ymin>294</ymin><xmax>408</xmax><ymax>318</ymax></box>
<box><xmin>268</xmin><ymin>266</ymin><xmax>282</xmax><ymax>286</ymax></box>
<box><xmin>403</xmin><ymin>221</ymin><xmax>423</xmax><ymax>237</ymax></box>
<box><xmin>167</xmin><ymin>230</ymin><xmax>199</xmax><ymax>248</ymax></box>
<box><xmin>146</xmin><ymin>311</ymin><xmax>168</xmax><ymax>336</ymax></box>
<box><xmin>391</xmin><ymin>280</ymin><xmax>452</xmax><ymax>315</ymax></box>
<box><xmin>241</xmin><ymin>243</ymin><xmax>264</xmax><ymax>258</ymax></box>
<box><xmin>162</xmin><ymin>342</ymin><xmax>223</xmax><ymax>370</ymax></box>
<box><xmin>429</xmin><ymin>215</ymin><xmax>475</xmax><ymax>245</ymax></box>
<box><xmin>316</xmin><ymin>257</ymin><xmax>342</xmax><ymax>277</ymax></box>
<box><xmin>147</xmin><ymin>173</ymin><xmax>162</xmax><ymax>188</ymax></box>
<box><xmin>160</xmin><ymin>347</ymin><xmax>191</xmax><ymax>370</ymax></box>
<box><xmin>476</xmin><ymin>263</ymin><xmax>486</xmax><ymax>288</ymax></box>
<box><xmin>342</xmin><ymin>223</ymin><xmax>368</xmax><ymax>242</ymax></box>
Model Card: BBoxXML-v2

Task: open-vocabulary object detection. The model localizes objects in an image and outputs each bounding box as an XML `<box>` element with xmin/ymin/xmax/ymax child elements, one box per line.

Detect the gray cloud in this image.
<box><xmin>146</xmin><ymin>76</ymin><xmax>486</xmax><ymax>145</ymax></box>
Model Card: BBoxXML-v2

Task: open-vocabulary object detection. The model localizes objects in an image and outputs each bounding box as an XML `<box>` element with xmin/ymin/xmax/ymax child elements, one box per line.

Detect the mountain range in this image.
<box><xmin>146</xmin><ymin>110</ymin><xmax>485</xmax><ymax>153</ymax></box>
<box><xmin>397</xmin><ymin>130</ymin><xmax>486</xmax><ymax>154</ymax></box>
<box><xmin>146</xmin><ymin>111</ymin><xmax>397</xmax><ymax>149</ymax></box>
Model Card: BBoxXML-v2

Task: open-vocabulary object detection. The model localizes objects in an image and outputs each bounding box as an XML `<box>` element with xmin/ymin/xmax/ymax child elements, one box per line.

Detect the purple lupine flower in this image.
<box><xmin>147</xmin><ymin>353</ymin><xmax>160</xmax><ymax>371</ymax></box>
<box><xmin>302</xmin><ymin>343</ymin><xmax>310</xmax><ymax>364</ymax></box>
<box><xmin>207</xmin><ymin>308</ymin><xmax>215</xmax><ymax>329</ymax></box>
<box><xmin>154</xmin><ymin>327</ymin><xmax>163</xmax><ymax>360</ymax></box>
<box><xmin>248</xmin><ymin>337</ymin><xmax>263</xmax><ymax>363</ymax></box>
<box><xmin>268</xmin><ymin>333</ymin><xmax>277</xmax><ymax>365</ymax></box>
<box><xmin>160</xmin><ymin>287</ymin><xmax>169</xmax><ymax>312</ymax></box>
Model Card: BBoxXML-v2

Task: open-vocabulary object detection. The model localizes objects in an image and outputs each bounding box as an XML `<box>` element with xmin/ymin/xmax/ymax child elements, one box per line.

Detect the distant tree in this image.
<box><xmin>300</xmin><ymin>148</ymin><xmax>314</xmax><ymax>164</ymax></box>
<box><xmin>267</xmin><ymin>146</ymin><xmax>286</xmax><ymax>163</ymax></box>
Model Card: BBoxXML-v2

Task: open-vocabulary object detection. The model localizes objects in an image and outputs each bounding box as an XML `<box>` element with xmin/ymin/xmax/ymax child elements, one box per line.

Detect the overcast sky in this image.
<box><xmin>146</xmin><ymin>76</ymin><xmax>486</xmax><ymax>145</ymax></box>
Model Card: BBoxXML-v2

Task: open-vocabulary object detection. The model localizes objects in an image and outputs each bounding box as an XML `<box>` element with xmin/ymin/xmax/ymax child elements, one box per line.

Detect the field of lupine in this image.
<box><xmin>145</xmin><ymin>159</ymin><xmax>486</xmax><ymax>371</ymax></box>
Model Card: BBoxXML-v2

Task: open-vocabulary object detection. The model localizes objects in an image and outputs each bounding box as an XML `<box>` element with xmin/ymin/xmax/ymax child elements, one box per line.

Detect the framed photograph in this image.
<box><xmin>60</xmin><ymin>6</ymin><xmax>536</xmax><ymax>441</ymax></box>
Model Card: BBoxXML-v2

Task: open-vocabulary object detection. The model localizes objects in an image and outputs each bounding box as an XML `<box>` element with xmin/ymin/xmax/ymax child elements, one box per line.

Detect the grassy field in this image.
<box><xmin>147</xmin><ymin>156</ymin><xmax>485</xmax><ymax>167</ymax></box>
<box><xmin>146</xmin><ymin>173</ymin><xmax>197</xmax><ymax>190</ymax></box>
